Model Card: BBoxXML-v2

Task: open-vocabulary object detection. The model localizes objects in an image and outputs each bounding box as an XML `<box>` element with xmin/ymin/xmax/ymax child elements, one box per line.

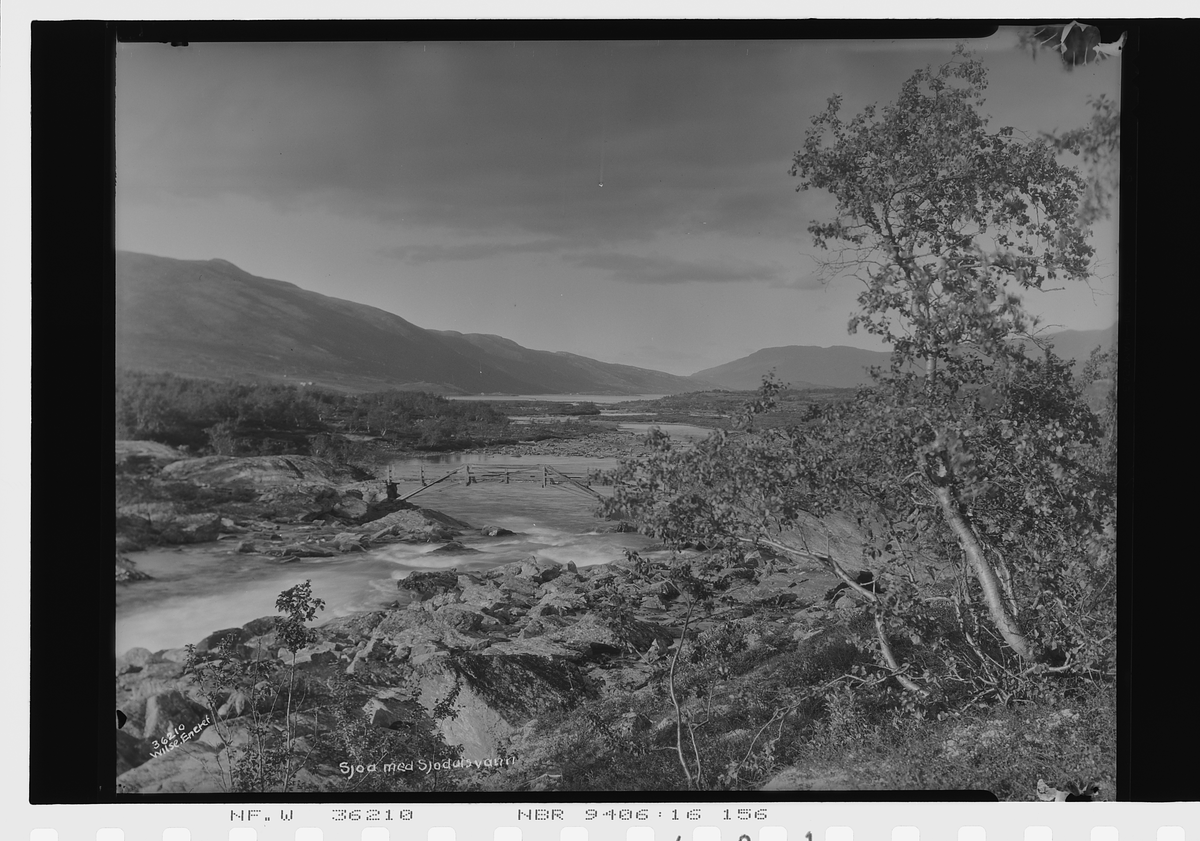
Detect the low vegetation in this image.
<box><xmin>113</xmin><ymin>371</ymin><xmax>584</xmax><ymax>455</ymax></box>
<box><xmin>490</xmin><ymin>547</ymin><xmax>1112</xmax><ymax>795</ymax></box>
<box><xmin>183</xmin><ymin>581</ymin><xmax>466</xmax><ymax>794</ymax></box>
<box><xmin>612</xmin><ymin>389</ymin><xmax>858</xmax><ymax>430</ymax></box>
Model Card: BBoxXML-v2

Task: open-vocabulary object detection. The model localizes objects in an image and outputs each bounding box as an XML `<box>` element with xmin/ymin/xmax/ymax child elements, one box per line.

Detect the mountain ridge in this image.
<box><xmin>116</xmin><ymin>252</ymin><xmax>712</xmax><ymax>395</ymax></box>
<box><xmin>693</xmin><ymin>325</ymin><xmax>1117</xmax><ymax>391</ymax></box>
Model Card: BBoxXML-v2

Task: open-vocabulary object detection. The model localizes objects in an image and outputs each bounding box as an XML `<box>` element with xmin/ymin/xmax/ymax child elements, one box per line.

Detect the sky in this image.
<box><xmin>116</xmin><ymin>29</ymin><xmax>1120</xmax><ymax>376</ymax></box>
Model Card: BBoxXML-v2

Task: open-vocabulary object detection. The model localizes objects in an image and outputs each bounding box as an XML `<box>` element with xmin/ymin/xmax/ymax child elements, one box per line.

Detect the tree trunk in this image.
<box><xmin>934</xmin><ymin>486</ymin><xmax>1039</xmax><ymax>663</ymax></box>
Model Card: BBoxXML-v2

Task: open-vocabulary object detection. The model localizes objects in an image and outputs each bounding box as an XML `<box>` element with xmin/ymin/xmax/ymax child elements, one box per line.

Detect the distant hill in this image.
<box><xmin>693</xmin><ymin>346</ymin><xmax>892</xmax><ymax>390</ymax></box>
<box><xmin>116</xmin><ymin>252</ymin><xmax>711</xmax><ymax>395</ymax></box>
<box><xmin>1020</xmin><ymin>325</ymin><xmax>1117</xmax><ymax>368</ymax></box>
<box><xmin>694</xmin><ymin>326</ymin><xmax>1117</xmax><ymax>391</ymax></box>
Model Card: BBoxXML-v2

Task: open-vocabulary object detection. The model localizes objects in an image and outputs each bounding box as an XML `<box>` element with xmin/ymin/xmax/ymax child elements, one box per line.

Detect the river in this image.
<box><xmin>115</xmin><ymin>425</ymin><xmax>714</xmax><ymax>655</ymax></box>
<box><xmin>447</xmin><ymin>394</ymin><xmax>666</xmax><ymax>405</ymax></box>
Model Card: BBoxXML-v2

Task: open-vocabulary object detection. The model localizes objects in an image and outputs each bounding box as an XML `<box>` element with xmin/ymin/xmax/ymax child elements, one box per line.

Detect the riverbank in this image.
<box><xmin>475</xmin><ymin>430</ymin><xmax>654</xmax><ymax>459</ymax></box>
<box><xmin>113</xmin><ymin>435</ymin><xmax>1113</xmax><ymax>797</ymax></box>
<box><xmin>116</xmin><ymin>507</ymin><xmax>1112</xmax><ymax>797</ymax></box>
<box><xmin>115</xmin><ymin>426</ymin><xmax>643</xmax><ymax>562</ymax></box>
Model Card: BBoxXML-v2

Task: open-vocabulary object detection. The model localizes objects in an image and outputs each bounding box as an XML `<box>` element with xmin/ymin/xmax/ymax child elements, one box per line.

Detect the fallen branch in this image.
<box><xmin>742</xmin><ymin>535</ymin><xmax>927</xmax><ymax>694</ymax></box>
<box><xmin>743</xmin><ymin>536</ymin><xmax>879</xmax><ymax>603</ymax></box>
<box><xmin>873</xmin><ymin>609</ymin><xmax>928</xmax><ymax>694</ymax></box>
<box><xmin>668</xmin><ymin>598</ymin><xmax>696</xmax><ymax>789</ymax></box>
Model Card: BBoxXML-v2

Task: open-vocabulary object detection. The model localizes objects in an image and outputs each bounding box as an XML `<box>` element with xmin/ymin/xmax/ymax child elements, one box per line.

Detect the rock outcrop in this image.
<box><xmin>159</xmin><ymin>455</ymin><xmax>369</xmax><ymax>487</ymax></box>
<box><xmin>116</xmin><ymin>545</ymin><xmax>847</xmax><ymax>793</ymax></box>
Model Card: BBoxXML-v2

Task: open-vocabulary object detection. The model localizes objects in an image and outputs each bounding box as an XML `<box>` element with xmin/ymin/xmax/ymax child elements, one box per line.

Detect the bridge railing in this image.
<box><xmin>385</xmin><ymin>463</ymin><xmax>608</xmax><ymax>501</ymax></box>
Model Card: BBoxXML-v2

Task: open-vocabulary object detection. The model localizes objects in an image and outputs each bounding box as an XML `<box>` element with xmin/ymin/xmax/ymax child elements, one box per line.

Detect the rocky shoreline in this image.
<box><xmin>113</xmin><ymin>437</ymin><xmax>869</xmax><ymax>793</ymax></box>
<box><xmin>115</xmin><ymin>437</ymin><xmax>1106</xmax><ymax>797</ymax></box>
<box><xmin>114</xmin><ymin>433</ymin><xmax>644</xmax><ymax>576</ymax></box>
<box><xmin>116</xmin><ymin>513</ymin><xmax>857</xmax><ymax>793</ymax></box>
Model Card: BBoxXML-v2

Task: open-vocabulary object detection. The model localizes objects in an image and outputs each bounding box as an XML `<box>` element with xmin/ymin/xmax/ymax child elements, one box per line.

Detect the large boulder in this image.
<box><xmin>528</xmin><ymin>590</ymin><xmax>588</xmax><ymax>618</ymax></box>
<box><xmin>457</xmin><ymin>576</ymin><xmax>511</xmax><ymax>613</ymax></box>
<box><xmin>311</xmin><ymin>486</ymin><xmax>341</xmax><ymax>513</ymax></box>
<box><xmin>370</xmin><ymin>609</ymin><xmax>491</xmax><ymax>665</ymax></box>
<box><xmin>142</xmin><ymin>690</ymin><xmax>209</xmax><ymax>746</ymax></box>
<box><xmin>156</xmin><ymin>513</ymin><xmax>223</xmax><ymax>545</ymax></box>
<box><xmin>398</xmin><ymin>569</ymin><xmax>461</xmax><ymax>601</ymax></box>
<box><xmin>545</xmin><ymin>613</ymin><xmax>675</xmax><ymax>659</ymax></box>
<box><xmin>367</xmin><ymin>505</ymin><xmax>472</xmax><ymax>534</ymax></box>
<box><xmin>431</xmin><ymin>603</ymin><xmax>496</xmax><ymax>633</ymax></box>
<box><xmin>332</xmin><ymin>532</ymin><xmax>370</xmax><ymax>552</ymax></box>
<box><xmin>518</xmin><ymin>557</ymin><xmax>565</xmax><ymax>584</ymax></box>
<box><xmin>356</xmin><ymin>498</ymin><xmax>417</xmax><ymax>524</ymax></box>
<box><xmin>116</xmin><ymin>647</ymin><xmax>154</xmax><ymax>675</ymax></box>
<box><xmin>362</xmin><ymin>691</ymin><xmax>428</xmax><ymax>730</ymax></box>
<box><xmin>273</xmin><ymin>543</ymin><xmax>337</xmax><ymax>558</ymax></box>
<box><xmin>332</xmin><ymin>495</ymin><xmax>370</xmax><ymax>521</ymax></box>
<box><xmin>429</xmin><ymin>541</ymin><xmax>479</xmax><ymax>555</ymax></box>
<box><xmin>276</xmin><ymin>641</ymin><xmax>341</xmax><ymax>669</ymax></box>
<box><xmin>160</xmin><ymin>455</ymin><xmax>369</xmax><ymax>488</ymax></box>
<box><xmin>195</xmin><ymin>627</ymin><xmax>251</xmax><ymax>654</ymax></box>
<box><xmin>116</xmin><ymin>729</ymin><xmax>154</xmax><ymax>776</ymax></box>
<box><xmin>116</xmin><ymin>555</ymin><xmax>153</xmax><ymax>582</ymax></box>
<box><xmin>409</xmin><ymin>653</ymin><xmax>592</xmax><ymax>761</ymax></box>
<box><xmin>240</xmin><ymin>616</ymin><xmax>279</xmax><ymax>636</ymax></box>
<box><xmin>116</xmin><ymin>735</ymin><xmax>227</xmax><ymax>793</ymax></box>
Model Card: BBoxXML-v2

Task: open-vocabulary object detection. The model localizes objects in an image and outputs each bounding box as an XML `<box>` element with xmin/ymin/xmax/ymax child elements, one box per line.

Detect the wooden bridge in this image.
<box><xmin>384</xmin><ymin>462</ymin><xmax>607</xmax><ymax>502</ymax></box>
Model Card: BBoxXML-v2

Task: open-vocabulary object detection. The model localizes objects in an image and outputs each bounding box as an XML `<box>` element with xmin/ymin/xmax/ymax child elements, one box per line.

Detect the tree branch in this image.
<box><xmin>668</xmin><ymin>598</ymin><xmax>696</xmax><ymax>790</ymax></box>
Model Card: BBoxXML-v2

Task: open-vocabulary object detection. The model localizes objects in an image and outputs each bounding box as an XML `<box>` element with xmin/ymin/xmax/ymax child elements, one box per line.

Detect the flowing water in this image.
<box><xmin>115</xmin><ymin>426</ymin><xmax>714</xmax><ymax>656</ymax></box>
<box><xmin>446</xmin><ymin>394</ymin><xmax>666</xmax><ymax>404</ymax></box>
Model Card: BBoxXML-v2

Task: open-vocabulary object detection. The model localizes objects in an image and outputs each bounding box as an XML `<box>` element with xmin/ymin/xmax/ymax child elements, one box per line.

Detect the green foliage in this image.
<box><xmin>204</xmin><ymin>419</ymin><xmax>240</xmax><ymax>456</ymax></box>
<box><xmin>791</xmin><ymin>46</ymin><xmax>1094</xmax><ymax>371</ymax></box>
<box><xmin>184</xmin><ymin>632</ymin><xmax>292</xmax><ymax>792</ymax></box>
<box><xmin>607</xmin><ymin>46</ymin><xmax>1115</xmax><ymax>708</ymax></box>
<box><xmin>184</xmin><ymin>579</ymin><xmax>327</xmax><ymax>793</ymax></box>
<box><xmin>184</xmin><ymin>582</ymin><xmax>464</xmax><ymax>793</ymax></box>
<box><xmin>1043</xmin><ymin>95</ymin><xmax>1120</xmax><ymax>227</ymax></box>
<box><xmin>276</xmin><ymin>581</ymin><xmax>326</xmax><ymax>652</ymax></box>
<box><xmin>522</xmin><ymin>598</ymin><xmax>1113</xmax><ymax>794</ymax></box>
<box><xmin>115</xmin><ymin>371</ymin><xmax>513</xmax><ymax>454</ymax></box>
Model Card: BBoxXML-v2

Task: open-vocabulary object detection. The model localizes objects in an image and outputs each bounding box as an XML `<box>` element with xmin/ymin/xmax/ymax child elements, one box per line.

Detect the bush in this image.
<box><xmin>184</xmin><ymin>582</ymin><xmax>466</xmax><ymax>793</ymax></box>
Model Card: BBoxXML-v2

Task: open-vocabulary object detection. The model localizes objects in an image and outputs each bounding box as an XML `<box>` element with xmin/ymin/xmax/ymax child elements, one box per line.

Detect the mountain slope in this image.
<box><xmin>115</xmin><ymin>252</ymin><xmax>708</xmax><ymax>395</ymax></box>
<box><xmin>694</xmin><ymin>326</ymin><xmax>1117</xmax><ymax>391</ymax></box>
<box><xmin>429</xmin><ymin>332</ymin><xmax>712</xmax><ymax>395</ymax></box>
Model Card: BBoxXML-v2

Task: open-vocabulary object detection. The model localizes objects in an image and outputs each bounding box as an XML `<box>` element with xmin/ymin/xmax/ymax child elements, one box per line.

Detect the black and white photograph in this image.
<box><xmin>113</xmin><ymin>26</ymin><xmax>1121</xmax><ymax>797</ymax></box>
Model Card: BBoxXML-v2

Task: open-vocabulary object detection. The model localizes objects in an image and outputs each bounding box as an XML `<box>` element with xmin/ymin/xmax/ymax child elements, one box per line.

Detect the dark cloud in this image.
<box><xmin>567</xmin><ymin>252</ymin><xmax>783</xmax><ymax>285</ymax></box>
<box><xmin>117</xmin><ymin>40</ymin><xmax>829</xmax><ymax>245</ymax></box>
<box><xmin>383</xmin><ymin>239</ymin><xmax>562</xmax><ymax>264</ymax></box>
